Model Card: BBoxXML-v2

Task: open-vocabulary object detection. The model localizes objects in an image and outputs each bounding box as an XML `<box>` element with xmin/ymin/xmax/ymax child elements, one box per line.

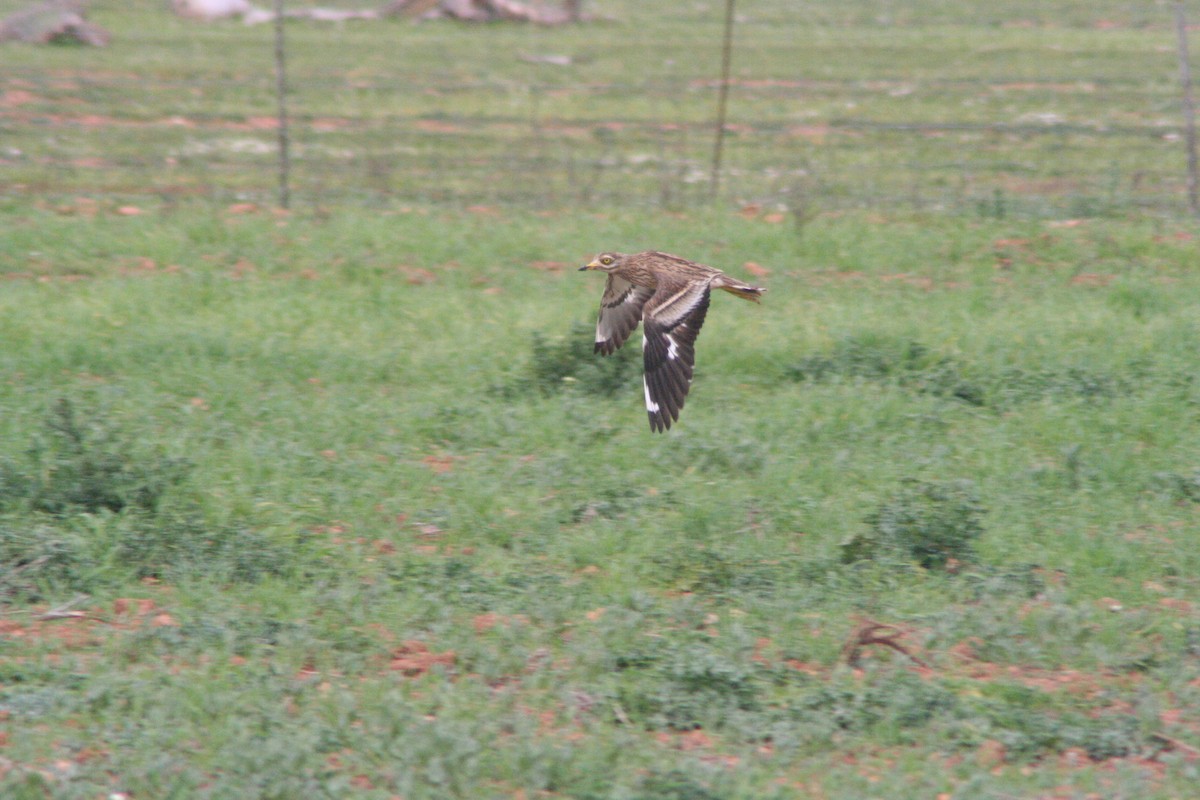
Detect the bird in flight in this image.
<box><xmin>579</xmin><ymin>250</ymin><xmax>765</xmax><ymax>432</ymax></box>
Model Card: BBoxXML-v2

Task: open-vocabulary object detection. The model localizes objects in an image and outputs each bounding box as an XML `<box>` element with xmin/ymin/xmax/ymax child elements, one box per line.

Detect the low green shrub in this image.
<box><xmin>0</xmin><ymin>398</ymin><xmax>188</xmax><ymax>516</ymax></box>
<box><xmin>507</xmin><ymin>322</ymin><xmax>641</xmax><ymax>397</ymax></box>
<box><xmin>1149</xmin><ymin>469</ymin><xmax>1200</xmax><ymax>503</ymax></box>
<box><xmin>0</xmin><ymin>399</ymin><xmax>302</xmax><ymax>598</ymax></box>
<box><xmin>843</xmin><ymin>479</ymin><xmax>985</xmax><ymax>569</ymax></box>
<box><xmin>786</xmin><ymin>334</ymin><xmax>1146</xmax><ymax>410</ymax></box>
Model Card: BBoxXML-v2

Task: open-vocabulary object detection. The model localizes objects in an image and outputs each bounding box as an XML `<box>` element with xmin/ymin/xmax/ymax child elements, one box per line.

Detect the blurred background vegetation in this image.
<box><xmin>2</xmin><ymin>0</ymin><xmax>1198</xmax><ymax>216</ymax></box>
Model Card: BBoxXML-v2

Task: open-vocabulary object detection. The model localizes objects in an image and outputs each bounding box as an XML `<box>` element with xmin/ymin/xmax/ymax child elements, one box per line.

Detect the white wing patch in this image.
<box><xmin>643</xmin><ymin>377</ymin><xmax>659</xmax><ymax>413</ymax></box>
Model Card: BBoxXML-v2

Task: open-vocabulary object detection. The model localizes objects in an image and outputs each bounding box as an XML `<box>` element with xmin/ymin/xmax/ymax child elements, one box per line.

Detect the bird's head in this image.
<box><xmin>579</xmin><ymin>252</ymin><xmax>626</xmax><ymax>272</ymax></box>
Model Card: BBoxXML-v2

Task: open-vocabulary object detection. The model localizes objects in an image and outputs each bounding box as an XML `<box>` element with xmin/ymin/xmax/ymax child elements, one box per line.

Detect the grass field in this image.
<box><xmin>3</xmin><ymin>2</ymin><xmax>1200</xmax><ymax>798</ymax></box>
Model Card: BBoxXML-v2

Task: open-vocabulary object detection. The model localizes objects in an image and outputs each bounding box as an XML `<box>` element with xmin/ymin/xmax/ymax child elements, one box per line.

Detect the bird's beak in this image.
<box><xmin>579</xmin><ymin>260</ymin><xmax>600</xmax><ymax>271</ymax></box>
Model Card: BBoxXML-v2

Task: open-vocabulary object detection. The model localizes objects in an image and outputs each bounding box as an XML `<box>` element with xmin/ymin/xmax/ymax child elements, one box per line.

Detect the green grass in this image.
<box><xmin>3</xmin><ymin>2</ymin><xmax>1200</xmax><ymax>798</ymax></box>
<box><xmin>3</xmin><ymin>205</ymin><xmax>1198</xmax><ymax>798</ymax></box>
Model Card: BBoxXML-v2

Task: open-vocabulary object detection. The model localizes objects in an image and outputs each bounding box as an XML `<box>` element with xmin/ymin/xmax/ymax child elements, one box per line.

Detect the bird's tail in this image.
<box><xmin>715</xmin><ymin>280</ymin><xmax>766</xmax><ymax>303</ymax></box>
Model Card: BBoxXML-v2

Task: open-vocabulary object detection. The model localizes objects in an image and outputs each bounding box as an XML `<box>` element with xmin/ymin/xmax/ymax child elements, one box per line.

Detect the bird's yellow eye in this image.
<box><xmin>600</xmin><ymin>256</ymin><xmax>614</xmax><ymax>265</ymax></box>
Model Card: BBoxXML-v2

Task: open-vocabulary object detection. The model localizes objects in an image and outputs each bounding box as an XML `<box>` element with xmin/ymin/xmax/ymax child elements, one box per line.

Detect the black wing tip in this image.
<box><xmin>595</xmin><ymin>340</ymin><xmax>614</xmax><ymax>356</ymax></box>
<box><xmin>647</xmin><ymin>404</ymin><xmax>683</xmax><ymax>433</ymax></box>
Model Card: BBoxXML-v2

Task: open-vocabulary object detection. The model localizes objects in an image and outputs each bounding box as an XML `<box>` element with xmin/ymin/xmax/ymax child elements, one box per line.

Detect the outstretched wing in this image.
<box><xmin>595</xmin><ymin>274</ymin><xmax>654</xmax><ymax>355</ymax></box>
<box><xmin>641</xmin><ymin>280</ymin><xmax>711</xmax><ymax>432</ymax></box>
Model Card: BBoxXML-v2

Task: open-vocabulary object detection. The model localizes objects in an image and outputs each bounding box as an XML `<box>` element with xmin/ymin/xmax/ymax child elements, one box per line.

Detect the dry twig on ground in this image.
<box><xmin>840</xmin><ymin>617</ymin><xmax>930</xmax><ymax>669</ymax></box>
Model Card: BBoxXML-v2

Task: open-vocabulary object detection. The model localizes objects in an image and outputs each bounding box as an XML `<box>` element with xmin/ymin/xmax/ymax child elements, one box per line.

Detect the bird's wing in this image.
<box><xmin>641</xmin><ymin>279</ymin><xmax>711</xmax><ymax>432</ymax></box>
<box><xmin>595</xmin><ymin>274</ymin><xmax>654</xmax><ymax>355</ymax></box>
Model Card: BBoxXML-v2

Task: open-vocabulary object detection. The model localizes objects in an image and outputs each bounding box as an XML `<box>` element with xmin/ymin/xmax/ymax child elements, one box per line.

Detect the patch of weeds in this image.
<box><xmin>497</xmin><ymin>570</ymin><xmax>567</xmax><ymax>605</ymax></box>
<box><xmin>993</xmin><ymin>365</ymin><xmax>1126</xmax><ymax>408</ymax></box>
<box><xmin>650</xmin><ymin>545</ymin><xmax>780</xmax><ymax>598</ymax></box>
<box><xmin>969</xmin><ymin>698</ymin><xmax>1145</xmax><ymax>761</ymax></box>
<box><xmin>792</xmin><ymin>668</ymin><xmax>958</xmax><ymax>735</ymax></box>
<box><xmin>1185</xmin><ymin>627</ymin><xmax>1200</xmax><ymax>658</ymax></box>
<box><xmin>1149</xmin><ymin>469</ymin><xmax>1200</xmax><ymax>504</ymax></box>
<box><xmin>787</xmin><ymin>334</ymin><xmax>930</xmax><ymax>383</ymax></box>
<box><xmin>116</xmin><ymin>614</ymin><xmax>316</xmax><ymax>661</ymax></box>
<box><xmin>502</xmin><ymin>322</ymin><xmax>640</xmax><ymax>397</ymax></box>
<box><xmin>0</xmin><ymin>512</ymin><xmax>303</xmax><ymax>598</ymax></box>
<box><xmin>0</xmin><ymin>772</ymin><xmax>55</xmax><ymax>799</ymax></box>
<box><xmin>634</xmin><ymin>769</ymin><xmax>723</xmax><ymax>800</ymax></box>
<box><xmin>387</xmin><ymin>557</ymin><xmax>498</xmax><ymax>611</ymax></box>
<box><xmin>1028</xmin><ymin>443</ymin><xmax>1090</xmax><ymax>493</ymax></box>
<box><xmin>976</xmin><ymin>187</ymin><xmax>1009</xmax><ymax>219</ymax></box>
<box><xmin>615</xmin><ymin>639</ymin><xmax>762</xmax><ymax>731</ymax></box>
<box><xmin>0</xmin><ymin>398</ymin><xmax>189</xmax><ymax>516</ymax></box>
<box><xmin>0</xmin><ymin>400</ymin><xmax>302</xmax><ymax>598</ymax></box>
<box><xmin>612</xmin><ymin>648</ymin><xmax>661</xmax><ymax>671</ymax></box>
<box><xmin>568</xmin><ymin>483</ymin><xmax>676</xmax><ymax>523</ymax></box>
<box><xmin>715</xmin><ymin>667</ymin><xmax>963</xmax><ymax>750</ymax></box>
<box><xmin>126</xmin><ymin>512</ymin><xmax>300</xmax><ymax>584</ymax></box>
<box><xmin>956</xmin><ymin>563</ymin><xmax>1048</xmax><ymax>602</ymax></box>
<box><xmin>204</xmin><ymin>525</ymin><xmax>310</xmax><ymax>583</ymax></box>
<box><xmin>904</xmin><ymin>357</ymin><xmax>987</xmax><ymax>406</ymax></box>
<box><xmin>668</xmin><ymin>436</ymin><xmax>767</xmax><ymax>474</ymax></box>
<box><xmin>761</xmin><ymin>667</ymin><xmax>1141</xmax><ymax>761</ymax></box>
<box><xmin>1068</xmin><ymin>713</ymin><xmax>1144</xmax><ymax>760</ymax></box>
<box><xmin>787</xmin><ymin>335</ymin><xmax>985</xmax><ymax>406</ymax></box>
<box><xmin>842</xmin><ymin>478</ymin><xmax>985</xmax><ymax>570</ymax></box>
<box><xmin>386</xmin><ymin>557</ymin><xmax>567</xmax><ymax>613</ymax></box>
<box><xmin>1107</xmin><ymin>283</ymin><xmax>1168</xmax><ymax>320</ymax></box>
<box><xmin>0</xmin><ymin>687</ymin><xmax>76</xmax><ymax>720</ymax></box>
<box><xmin>785</xmin><ymin>334</ymin><xmax>1148</xmax><ymax>410</ymax></box>
<box><xmin>570</xmin><ymin>486</ymin><xmax>644</xmax><ymax>522</ymax></box>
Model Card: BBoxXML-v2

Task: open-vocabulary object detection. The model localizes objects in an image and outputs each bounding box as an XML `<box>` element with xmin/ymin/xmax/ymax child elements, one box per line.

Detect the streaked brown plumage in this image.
<box><xmin>579</xmin><ymin>250</ymin><xmax>765</xmax><ymax>432</ymax></box>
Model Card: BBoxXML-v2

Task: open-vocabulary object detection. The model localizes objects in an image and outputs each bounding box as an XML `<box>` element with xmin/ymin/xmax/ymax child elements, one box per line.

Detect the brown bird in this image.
<box><xmin>579</xmin><ymin>250</ymin><xmax>765</xmax><ymax>432</ymax></box>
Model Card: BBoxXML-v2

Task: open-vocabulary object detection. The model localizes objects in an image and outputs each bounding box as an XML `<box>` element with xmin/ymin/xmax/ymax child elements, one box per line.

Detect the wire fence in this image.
<box><xmin>2</xmin><ymin>1</ymin><xmax>1197</xmax><ymax>217</ymax></box>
